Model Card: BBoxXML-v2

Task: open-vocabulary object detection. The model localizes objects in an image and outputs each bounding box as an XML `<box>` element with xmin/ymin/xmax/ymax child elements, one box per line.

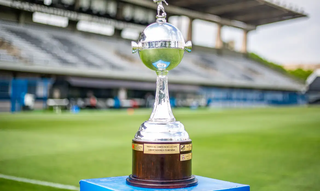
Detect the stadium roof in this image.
<box><xmin>0</xmin><ymin>0</ymin><xmax>307</xmax><ymax>31</ymax></box>
<box><xmin>169</xmin><ymin>0</ymin><xmax>307</xmax><ymax>26</ymax></box>
<box><xmin>125</xmin><ymin>0</ymin><xmax>307</xmax><ymax>28</ymax></box>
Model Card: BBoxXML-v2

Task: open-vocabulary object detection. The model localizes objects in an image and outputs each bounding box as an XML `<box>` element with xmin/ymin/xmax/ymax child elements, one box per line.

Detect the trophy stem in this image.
<box><xmin>149</xmin><ymin>70</ymin><xmax>175</xmax><ymax>123</ymax></box>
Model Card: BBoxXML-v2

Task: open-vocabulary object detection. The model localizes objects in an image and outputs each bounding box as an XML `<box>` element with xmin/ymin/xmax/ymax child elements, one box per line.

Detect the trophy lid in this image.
<box><xmin>142</xmin><ymin>22</ymin><xmax>184</xmax><ymax>42</ymax></box>
<box><xmin>132</xmin><ymin>22</ymin><xmax>192</xmax><ymax>53</ymax></box>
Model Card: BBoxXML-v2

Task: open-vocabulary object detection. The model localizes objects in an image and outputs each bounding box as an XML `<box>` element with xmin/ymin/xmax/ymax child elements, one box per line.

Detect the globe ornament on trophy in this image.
<box><xmin>126</xmin><ymin>0</ymin><xmax>197</xmax><ymax>188</ymax></box>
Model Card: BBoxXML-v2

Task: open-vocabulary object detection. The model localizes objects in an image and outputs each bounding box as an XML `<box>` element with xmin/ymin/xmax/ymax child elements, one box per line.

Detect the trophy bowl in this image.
<box><xmin>132</xmin><ymin>22</ymin><xmax>192</xmax><ymax>71</ymax></box>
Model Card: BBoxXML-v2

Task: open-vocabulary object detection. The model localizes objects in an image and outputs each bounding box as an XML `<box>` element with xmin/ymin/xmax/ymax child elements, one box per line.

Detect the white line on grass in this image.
<box><xmin>0</xmin><ymin>174</ymin><xmax>79</xmax><ymax>190</ymax></box>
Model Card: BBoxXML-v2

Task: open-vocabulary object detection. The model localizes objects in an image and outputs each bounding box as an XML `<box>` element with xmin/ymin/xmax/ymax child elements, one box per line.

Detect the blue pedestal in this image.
<box><xmin>80</xmin><ymin>176</ymin><xmax>250</xmax><ymax>191</ymax></box>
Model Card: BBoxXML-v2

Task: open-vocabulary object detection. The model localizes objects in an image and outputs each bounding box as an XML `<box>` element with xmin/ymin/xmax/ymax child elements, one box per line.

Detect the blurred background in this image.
<box><xmin>0</xmin><ymin>0</ymin><xmax>319</xmax><ymax>191</ymax></box>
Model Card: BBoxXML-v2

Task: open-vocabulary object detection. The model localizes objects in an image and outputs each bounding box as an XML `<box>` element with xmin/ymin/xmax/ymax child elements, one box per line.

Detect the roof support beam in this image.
<box><xmin>241</xmin><ymin>30</ymin><xmax>249</xmax><ymax>54</ymax></box>
<box><xmin>215</xmin><ymin>24</ymin><xmax>223</xmax><ymax>49</ymax></box>
<box><xmin>206</xmin><ymin>0</ymin><xmax>263</xmax><ymax>15</ymax></box>
<box><xmin>119</xmin><ymin>0</ymin><xmax>256</xmax><ymax>31</ymax></box>
<box><xmin>187</xmin><ymin>18</ymin><xmax>194</xmax><ymax>41</ymax></box>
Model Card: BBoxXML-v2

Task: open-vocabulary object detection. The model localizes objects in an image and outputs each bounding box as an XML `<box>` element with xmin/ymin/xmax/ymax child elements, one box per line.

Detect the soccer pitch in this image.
<box><xmin>0</xmin><ymin>107</ymin><xmax>320</xmax><ymax>191</ymax></box>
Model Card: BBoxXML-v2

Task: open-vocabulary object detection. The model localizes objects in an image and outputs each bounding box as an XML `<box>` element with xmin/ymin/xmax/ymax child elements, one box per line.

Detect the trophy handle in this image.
<box><xmin>184</xmin><ymin>41</ymin><xmax>192</xmax><ymax>53</ymax></box>
<box><xmin>132</xmin><ymin>41</ymin><xmax>139</xmax><ymax>54</ymax></box>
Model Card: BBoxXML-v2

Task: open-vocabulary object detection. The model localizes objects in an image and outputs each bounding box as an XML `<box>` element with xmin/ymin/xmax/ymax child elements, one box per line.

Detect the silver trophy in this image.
<box><xmin>131</xmin><ymin>1</ymin><xmax>193</xmax><ymax>142</ymax></box>
<box><xmin>127</xmin><ymin>0</ymin><xmax>197</xmax><ymax>189</ymax></box>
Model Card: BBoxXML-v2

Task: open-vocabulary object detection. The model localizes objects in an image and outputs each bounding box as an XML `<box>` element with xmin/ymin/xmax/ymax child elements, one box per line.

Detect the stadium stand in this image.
<box><xmin>306</xmin><ymin>69</ymin><xmax>320</xmax><ymax>104</ymax></box>
<box><xmin>0</xmin><ymin>21</ymin><xmax>302</xmax><ymax>91</ymax></box>
<box><xmin>0</xmin><ymin>0</ymin><xmax>309</xmax><ymax>111</ymax></box>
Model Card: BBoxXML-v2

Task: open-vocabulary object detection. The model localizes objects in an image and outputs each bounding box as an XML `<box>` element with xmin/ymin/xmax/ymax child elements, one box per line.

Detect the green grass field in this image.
<box><xmin>0</xmin><ymin>107</ymin><xmax>320</xmax><ymax>191</ymax></box>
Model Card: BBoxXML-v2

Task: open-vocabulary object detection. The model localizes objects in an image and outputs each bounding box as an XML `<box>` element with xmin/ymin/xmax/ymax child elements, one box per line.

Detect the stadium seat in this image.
<box><xmin>0</xmin><ymin>20</ymin><xmax>302</xmax><ymax>91</ymax></box>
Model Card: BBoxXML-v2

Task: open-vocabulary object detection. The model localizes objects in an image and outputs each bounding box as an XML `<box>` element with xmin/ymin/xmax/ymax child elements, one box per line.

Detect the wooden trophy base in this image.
<box><xmin>127</xmin><ymin>140</ymin><xmax>198</xmax><ymax>189</ymax></box>
<box><xmin>126</xmin><ymin>174</ymin><xmax>198</xmax><ymax>189</ymax></box>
